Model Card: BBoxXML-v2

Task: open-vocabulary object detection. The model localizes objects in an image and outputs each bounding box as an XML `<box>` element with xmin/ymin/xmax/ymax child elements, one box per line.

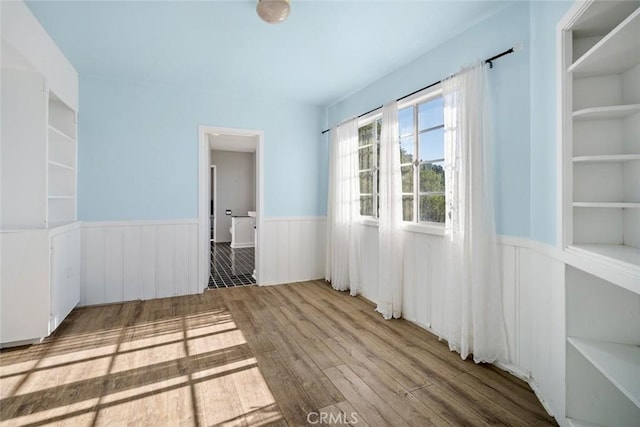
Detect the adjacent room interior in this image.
<box><xmin>1</xmin><ymin>1</ymin><xmax>639</xmax><ymax>426</ymax></box>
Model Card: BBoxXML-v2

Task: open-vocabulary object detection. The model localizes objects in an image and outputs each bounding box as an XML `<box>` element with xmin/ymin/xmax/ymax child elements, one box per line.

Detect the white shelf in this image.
<box><xmin>569</xmin><ymin>7</ymin><xmax>640</xmax><ymax>77</ymax></box>
<box><xmin>573</xmin><ymin>104</ymin><xmax>640</xmax><ymax>120</ymax></box>
<box><xmin>48</xmin><ymin>160</ymin><xmax>74</xmax><ymax>171</ymax></box>
<box><xmin>574</xmin><ymin>154</ymin><xmax>640</xmax><ymax>163</ymax></box>
<box><xmin>571</xmin><ymin>244</ymin><xmax>640</xmax><ymax>269</ymax></box>
<box><xmin>571</xmin><ymin>1</ymin><xmax>640</xmax><ymax>38</ymax></box>
<box><xmin>48</xmin><ymin>125</ymin><xmax>74</xmax><ymax>143</ymax></box>
<box><xmin>573</xmin><ymin>202</ymin><xmax>640</xmax><ymax>208</ymax></box>
<box><xmin>568</xmin><ymin>337</ymin><xmax>640</xmax><ymax>408</ymax></box>
<box><xmin>48</xmin><ymin>196</ymin><xmax>74</xmax><ymax>200</ymax></box>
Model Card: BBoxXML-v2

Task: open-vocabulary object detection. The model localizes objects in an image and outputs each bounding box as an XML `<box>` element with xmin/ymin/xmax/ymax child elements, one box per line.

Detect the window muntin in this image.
<box><xmin>358</xmin><ymin>119</ymin><xmax>381</xmax><ymax>217</ymax></box>
<box><xmin>399</xmin><ymin>96</ymin><xmax>445</xmax><ymax>224</ymax></box>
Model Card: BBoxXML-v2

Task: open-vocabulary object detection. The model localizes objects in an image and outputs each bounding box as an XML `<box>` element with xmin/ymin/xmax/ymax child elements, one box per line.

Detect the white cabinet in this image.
<box><xmin>0</xmin><ymin>1</ymin><xmax>80</xmax><ymax>347</ymax></box>
<box><xmin>560</xmin><ymin>1</ymin><xmax>640</xmax><ymax>425</ymax></box>
<box><xmin>0</xmin><ymin>224</ymin><xmax>81</xmax><ymax>346</ymax></box>
<box><xmin>230</xmin><ymin>216</ymin><xmax>255</xmax><ymax>248</ymax></box>
<box><xmin>50</xmin><ymin>227</ymin><xmax>81</xmax><ymax>332</ymax></box>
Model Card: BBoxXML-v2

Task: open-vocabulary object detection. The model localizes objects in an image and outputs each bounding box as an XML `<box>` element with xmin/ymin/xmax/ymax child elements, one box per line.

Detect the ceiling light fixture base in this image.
<box><xmin>256</xmin><ymin>0</ymin><xmax>290</xmax><ymax>24</ymax></box>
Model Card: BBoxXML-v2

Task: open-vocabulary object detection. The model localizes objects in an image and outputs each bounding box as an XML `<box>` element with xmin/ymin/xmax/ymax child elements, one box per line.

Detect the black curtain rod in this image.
<box><xmin>321</xmin><ymin>46</ymin><xmax>515</xmax><ymax>135</ymax></box>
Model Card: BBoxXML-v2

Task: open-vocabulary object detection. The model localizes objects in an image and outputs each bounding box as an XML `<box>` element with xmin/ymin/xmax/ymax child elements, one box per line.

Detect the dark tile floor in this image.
<box><xmin>208</xmin><ymin>242</ymin><xmax>256</xmax><ymax>288</ymax></box>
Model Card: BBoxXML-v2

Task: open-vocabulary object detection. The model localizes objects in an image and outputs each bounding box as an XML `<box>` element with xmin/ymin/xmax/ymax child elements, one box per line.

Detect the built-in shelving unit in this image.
<box><xmin>565</xmin><ymin>267</ymin><xmax>640</xmax><ymax>426</ymax></box>
<box><xmin>561</xmin><ymin>2</ymin><xmax>640</xmax><ymax>426</ymax></box>
<box><xmin>569</xmin><ymin>6</ymin><xmax>640</xmax><ymax>76</ymax></box>
<box><xmin>568</xmin><ymin>337</ymin><xmax>640</xmax><ymax>408</ymax></box>
<box><xmin>566</xmin><ymin>0</ymin><xmax>640</xmax><ymax>270</ymax></box>
<box><xmin>47</xmin><ymin>92</ymin><xmax>77</xmax><ymax>226</ymax></box>
<box><xmin>1</xmin><ymin>0</ymin><xmax>81</xmax><ymax>348</ymax></box>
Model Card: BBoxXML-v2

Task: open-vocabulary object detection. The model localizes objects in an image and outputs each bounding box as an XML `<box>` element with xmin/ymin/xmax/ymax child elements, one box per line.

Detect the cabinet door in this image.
<box><xmin>50</xmin><ymin>228</ymin><xmax>80</xmax><ymax>333</ymax></box>
<box><xmin>0</xmin><ymin>230</ymin><xmax>50</xmax><ymax>344</ymax></box>
<box><xmin>0</xmin><ymin>67</ymin><xmax>47</xmax><ymax>228</ymax></box>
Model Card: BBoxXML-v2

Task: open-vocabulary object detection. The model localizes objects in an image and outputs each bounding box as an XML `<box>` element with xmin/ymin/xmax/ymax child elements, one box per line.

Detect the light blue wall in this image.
<box><xmin>78</xmin><ymin>74</ymin><xmax>327</xmax><ymax>220</ymax></box>
<box><xmin>529</xmin><ymin>1</ymin><xmax>574</xmax><ymax>245</ymax></box>
<box><xmin>327</xmin><ymin>2</ymin><xmax>532</xmax><ymax>238</ymax></box>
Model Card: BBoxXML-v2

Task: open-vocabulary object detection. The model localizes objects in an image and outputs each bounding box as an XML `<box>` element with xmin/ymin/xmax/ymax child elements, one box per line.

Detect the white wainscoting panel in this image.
<box><xmin>261</xmin><ymin>217</ymin><xmax>326</xmax><ymax>286</ymax></box>
<box><xmin>81</xmin><ymin>220</ymin><xmax>199</xmax><ymax>306</ymax></box>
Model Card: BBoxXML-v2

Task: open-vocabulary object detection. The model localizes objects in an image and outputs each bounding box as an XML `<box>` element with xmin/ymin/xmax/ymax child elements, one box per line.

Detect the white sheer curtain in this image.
<box><xmin>325</xmin><ymin>119</ymin><xmax>361</xmax><ymax>296</ymax></box>
<box><xmin>439</xmin><ymin>62</ymin><xmax>508</xmax><ymax>363</ymax></box>
<box><xmin>377</xmin><ymin>102</ymin><xmax>404</xmax><ymax>319</ymax></box>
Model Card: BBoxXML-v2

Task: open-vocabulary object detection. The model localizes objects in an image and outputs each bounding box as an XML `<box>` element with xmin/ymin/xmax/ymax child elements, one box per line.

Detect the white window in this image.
<box><xmin>358</xmin><ymin>118</ymin><xmax>381</xmax><ymax>217</ymax></box>
<box><xmin>398</xmin><ymin>94</ymin><xmax>445</xmax><ymax>224</ymax></box>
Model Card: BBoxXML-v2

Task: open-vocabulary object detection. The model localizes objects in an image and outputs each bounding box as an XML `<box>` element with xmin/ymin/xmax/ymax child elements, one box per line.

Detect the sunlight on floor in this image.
<box><xmin>0</xmin><ymin>301</ymin><xmax>283</xmax><ymax>426</ymax></box>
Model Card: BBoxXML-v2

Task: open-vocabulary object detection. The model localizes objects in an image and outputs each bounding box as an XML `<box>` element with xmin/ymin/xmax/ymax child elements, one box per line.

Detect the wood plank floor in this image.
<box><xmin>0</xmin><ymin>280</ymin><xmax>557</xmax><ymax>426</ymax></box>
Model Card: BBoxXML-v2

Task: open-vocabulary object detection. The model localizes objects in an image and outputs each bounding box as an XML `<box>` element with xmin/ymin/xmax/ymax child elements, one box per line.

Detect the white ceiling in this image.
<box><xmin>25</xmin><ymin>0</ymin><xmax>513</xmax><ymax>106</ymax></box>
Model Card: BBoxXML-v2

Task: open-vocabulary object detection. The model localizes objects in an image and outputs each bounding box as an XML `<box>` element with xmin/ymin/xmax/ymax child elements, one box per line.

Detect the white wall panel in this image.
<box><xmin>500</xmin><ymin>244</ymin><xmax>517</xmax><ymax>364</ymax></box>
<box><xmin>123</xmin><ymin>227</ymin><xmax>141</xmax><ymax>302</ymax></box>
<box><xmin>260</xmin><ymin>217</ymin><xmax>326</xmax><ymax>286</ymax></box>
<box><xmin>402</xmin><ymin>233</ymin><xmax>417</xmax><ymax>324</ymax></box>
<box><xmin>83</xmin><ymin>227</ymin><xmax>105</xmax><ymax>306</ymax></box>
<box><xmin>140</xmin><ymin>226</ymin><xmax>158</xmax><ymax>301</ymax></box>
<box><xmin>517</xmin><ymin>246</ymin><xmax>533</xmax><ymax>374</ymax></box>
<box><xmin>174</xmin><ymin>224</ymin><xmax>191</xmax><ymax>297</ymax></box>
<box><xmin>157</xmin><ymin>226</ymin><xmax>175</xmax><ymax>299</ymax></box>
<box><xmin>81</xmin><ymin>221</ymin><xmax>199</xmax><ymax>306</ymax></box>
<box><xmin>426</xmin><ymin>235</ymin><xmax>444</xmax><ymax>332</ymax></box>
<box><xmin>276</xmin><ymin>221</ymin><xmax>289</xmax><ymax>285</ymax></box>
<box><xmin>105</xmin><ymin>228</ymin><xmax>124</xmax><ymax>304</ymax></box>
<box><xmin>288</xmin><ymin>220</ymin><xmax>303</xmax><ymax>281</ymax></box>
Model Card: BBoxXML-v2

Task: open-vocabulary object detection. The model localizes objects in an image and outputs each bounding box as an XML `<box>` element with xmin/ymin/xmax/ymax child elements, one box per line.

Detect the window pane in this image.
<box><xmin>418</xmin><ymin>128</ymin><xmax>444</xmax><ymax>162</ymax></box>
<box><xmin>400</xmin><ymin>136</ymin><xmax>414</xmax><ymax>164</ymax></box>
<box><xmin>418</xmin><ymin>97</ymin><xmax>444</xmax><ymax>131</ymax></box>
<box><xmin>401</xmin><ymin>165</ymin><xmax>413</xmax><ymax>193</ymax></box>
<box><xmin>359</xmin><ymin>123</ymin><xmax>374</xmax><ymax>147</ymax></box>
<box><xmin>402</xmin><ymin>195</ymin><xmax>413</xmax><ymax>222</ymax></box>
<box><xmin>359</xmin><ymin>146</ymin><xmax>372</xmax><ymax>170</ymax></box>
<box><xmin>359</xmin><ymin>171</ymin><xmax>373</xmax><ymax>194</ymax></box>
<box><xmin>376</xmin><ymin>119</ymin><xmax>382</xmax><ymax>142</ymax></box>
<box><xmin>419</xmin><ymin>195</ymin><xmax>446</xmax><ymax>223</ymax></box>
<box><xmin>360</xmin><ymin>196</ymin><xmax>373</xmax><ymax>216</ymax></box>
<box><xmin>398</xmin><ymin>107</ymin><xmax>414</xmax><ymax>137</ymax></box>
<box><xmin>419</xmin><ymin>162</ymin><xmax>445</xmax><ymax>193</ymax></box>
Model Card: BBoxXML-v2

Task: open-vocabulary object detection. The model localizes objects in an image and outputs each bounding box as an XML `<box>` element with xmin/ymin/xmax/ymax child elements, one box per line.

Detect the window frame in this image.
<box><xmin>398</xmin><ymin>85</ymin><xmax>446</xmax><ymax>227</ymax></box>
<box><xmin>357</xmin><ymin>112</ymin><xmax>382</xmax><ymax>219</ymax></box>
<box><xmin>356</xmin><ymin>84</ymin><xmax>446</xmax><ymax>236</ymax></box>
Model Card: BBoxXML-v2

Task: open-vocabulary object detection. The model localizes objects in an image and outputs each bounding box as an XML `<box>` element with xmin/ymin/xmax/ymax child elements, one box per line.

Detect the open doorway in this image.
<box><xmin>198</xmin><ymin>126</ymin><xmax>264</xmax><ymax>289</ymax></box>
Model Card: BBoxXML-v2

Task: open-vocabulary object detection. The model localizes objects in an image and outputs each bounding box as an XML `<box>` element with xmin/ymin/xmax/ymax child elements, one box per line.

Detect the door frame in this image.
<box><xmin>210</xmin><ymin>165</ymin><xmax>217</xmax><ymax>242</ymax></box>
<box><xmin>198</xmin><ymin>126</ymin><xmax>264</xmax><ymax>287</ymax></box>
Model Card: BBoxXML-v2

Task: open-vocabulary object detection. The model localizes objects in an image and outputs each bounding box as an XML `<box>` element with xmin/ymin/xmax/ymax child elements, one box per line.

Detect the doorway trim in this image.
<box><xmin>198</xmin><ymin>126</ymin><xmax>264</xmax><ymax>288</ymax></box>
<box><xmin>210</xmin><ymin>165</ymin><xmax>217</xmax><ymax>243</ymax></box>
